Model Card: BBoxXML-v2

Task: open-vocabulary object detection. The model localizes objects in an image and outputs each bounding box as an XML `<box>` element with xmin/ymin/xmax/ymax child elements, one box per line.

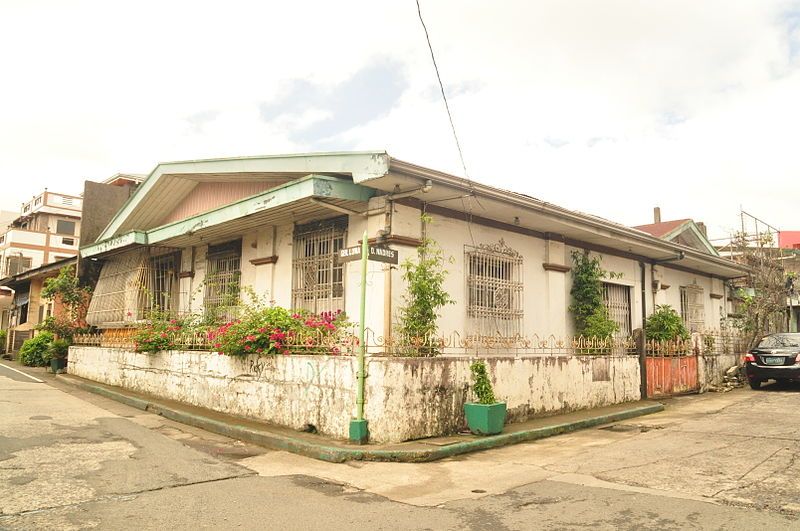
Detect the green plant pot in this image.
<box><xmin>50</xmin><ymin>357</ymin><xmax>67</xmax><ymax>374</ymax></box>
<box><xmin>464</xmin><ymin>402</ymin><xmax>507</xmax><ymax>435</ymax></box>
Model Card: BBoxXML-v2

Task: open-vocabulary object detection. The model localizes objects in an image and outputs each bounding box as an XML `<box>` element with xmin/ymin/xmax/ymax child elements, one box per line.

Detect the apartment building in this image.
<box><xmin>0</xmin><ymin>190</ymin><xmax>83</xmax><ymax>279</ymax></box>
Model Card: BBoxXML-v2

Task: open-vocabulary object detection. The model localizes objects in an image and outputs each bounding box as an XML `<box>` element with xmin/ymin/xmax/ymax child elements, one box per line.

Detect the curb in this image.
<box><xmin>58</xmin><ymin>375</ymin><xmax>664</xmax><ymax>463</ymax></box>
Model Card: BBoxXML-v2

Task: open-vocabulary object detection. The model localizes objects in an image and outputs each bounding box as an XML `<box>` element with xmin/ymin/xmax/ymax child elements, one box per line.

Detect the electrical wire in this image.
<box><xmin>415</xmin><ymin>0</ymin><xmax>476</xmax><ymax>245</ymax></box>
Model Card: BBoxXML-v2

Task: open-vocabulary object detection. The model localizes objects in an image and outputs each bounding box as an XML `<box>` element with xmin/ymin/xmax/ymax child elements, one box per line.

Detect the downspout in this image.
<box><xmin>639</xmin><ymin>261</ymin><xmax>648</xmax><ymax>399</ymax></box>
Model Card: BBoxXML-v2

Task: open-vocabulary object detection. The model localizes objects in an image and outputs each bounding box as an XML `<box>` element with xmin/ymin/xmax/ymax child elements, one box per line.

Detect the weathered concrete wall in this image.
<box><xmin>69</xmin><ymin>347</ymin><xmax>359</xmax><ymax>439</ymax></box>
<box><xmin>698</xmin><ymin>353</ymin><xmax>741</xmax><ymax>390</ymax></box>
<box><xmin>366</xmin><ymin>354</ymin><xmax>642</xmax><ymax>442</ymax></box>
<box><xmin>69</xmin><ymin>347</ymin><xmax>642</xmax><ymax>443</ymax></box>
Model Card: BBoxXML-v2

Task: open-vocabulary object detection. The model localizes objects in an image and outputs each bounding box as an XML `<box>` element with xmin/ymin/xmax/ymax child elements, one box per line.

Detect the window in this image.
<box><xmin>292</xmin><ymin>218</ymin><xmax>346</xmax><ymax>314</ymax></box>
<box><xmin>603</xmin><ymin>283</ymin><xmax>632</xmax><ymax>337</ymax></box>
<box><xmin>0</xmin><ymin>235</ymin><xmax>4</xmax><ymax>245</ymax></box>
<box><xmin>205</xmin><ymin>240</ymin><xmax>241</xmax><ymax>318</ymax></box>
<box><xmin>62</xmin><ymin>237</ymin><xmax>75</xmax><ymax>246</ymax></box>
<box><xmin>56</xmin><ymin>220</ymin><xmax>76</xmax><ymax>235</ymax></box>
<box><xmin>466</xmin><ymin>240</ymin><xmax>523</xmax><ymax>337</ymax></box>
<box><xmin>34</xmin><ymin>196</ymin><xmax>42</xmax><ymax>206</ymax></box>
<box><xmin>6</xmin><ymin>256</ymin><xmax>32</xmax><ymax>276</ymax></box>
<box><xmin>680</xmin><ymin>284</ymin><xmax>705</xmax><ymax>332</ymax></box>
<box><xmin>147</xmin><ymin>253</ymin><xmax>179</xmax><ymax>313</ymax></box>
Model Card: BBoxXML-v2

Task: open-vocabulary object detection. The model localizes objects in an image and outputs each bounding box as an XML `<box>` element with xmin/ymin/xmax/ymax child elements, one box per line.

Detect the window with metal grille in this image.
<box><xmin>466</xmin><ymin>240</ymin><xmax>523</xmax><ymax>337</ymax></box>
<box><xmin>603</xmin><ymin>282</ymin><xmax>632</xmax><ymax>337</ymax></box>
<box><xmin>205</xmin><ymin>241</ymin><xmax>241</xmax><ymax>319</ymax></box>
<box><xmin>680</xmin><ymin>284</ymin><xmax>705</xmax><ymax>332</ymax></box>
<box><xmin>292</xmin><ymin>218</ymin><xmax>346</xmax><ymax>314</ymax></box>
<box><xmin>85</xmin><ymin>249</ymin><xmax>182</xmax><ymax>326</ymax></box>
<box><xmin>148</xmin><ymin>253</ymin><xmax>179</xmax><ymax>313</ymax></box>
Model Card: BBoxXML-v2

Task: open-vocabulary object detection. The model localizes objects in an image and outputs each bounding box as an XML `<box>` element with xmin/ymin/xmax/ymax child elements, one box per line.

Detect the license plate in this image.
<box><xmin>764</xmin><ymin>357</ymin><xmax>784</xmax><ymax>365</ymax></box>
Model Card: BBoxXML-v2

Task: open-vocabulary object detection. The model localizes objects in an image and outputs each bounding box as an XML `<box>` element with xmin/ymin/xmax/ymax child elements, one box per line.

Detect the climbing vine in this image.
<box><xmin>568</xmin><ymin>250</ymin><xmax>618</xmax><ymax>338</ymax></box>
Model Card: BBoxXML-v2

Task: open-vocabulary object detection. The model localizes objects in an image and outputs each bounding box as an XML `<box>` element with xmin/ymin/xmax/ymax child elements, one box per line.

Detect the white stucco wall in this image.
<box><xmin>69</xmin><ymin>347</ymin><xmax>642</xmax><ymax>443</ymax></box>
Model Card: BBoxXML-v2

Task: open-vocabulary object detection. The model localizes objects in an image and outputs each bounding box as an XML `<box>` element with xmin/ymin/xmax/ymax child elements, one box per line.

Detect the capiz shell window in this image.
<box><xmin>466</xmin><ymin>239</ymin><xmax>523</xmax><ymax>337</ymax></box>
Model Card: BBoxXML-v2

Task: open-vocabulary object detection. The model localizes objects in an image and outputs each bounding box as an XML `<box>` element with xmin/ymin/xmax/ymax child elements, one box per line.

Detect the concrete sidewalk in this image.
<box><xmin>46</xmin><ymin>370</ymin><xmax>663</xmax><ymax>462</ymax></box>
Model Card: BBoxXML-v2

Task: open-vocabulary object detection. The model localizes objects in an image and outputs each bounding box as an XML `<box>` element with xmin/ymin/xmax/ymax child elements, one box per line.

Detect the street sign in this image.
<box><xmin>338</xmin><ymin>244</ymin><xmax>398</xmax><ymax>265</ymax></box>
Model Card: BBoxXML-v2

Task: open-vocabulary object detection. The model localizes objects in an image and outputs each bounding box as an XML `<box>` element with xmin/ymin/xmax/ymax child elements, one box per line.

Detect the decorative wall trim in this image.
<box><xmin>250</xmin><ymin>256</ymin><xmax>278</xmax><ymax>266</ymax></box>
<box><xmin>710</xmin><ymin>292</ymin><xmax>724</xmax><ymax>299</ymax></box>
<box><xmin>542</xmin><ymin>263</ymin><xmax>571</xmax><ymax>273</ymax></box>
<box><xmin>367</xmin><ymin>235</ymin><xmax>422</xmax><ymax>247</ymax></box>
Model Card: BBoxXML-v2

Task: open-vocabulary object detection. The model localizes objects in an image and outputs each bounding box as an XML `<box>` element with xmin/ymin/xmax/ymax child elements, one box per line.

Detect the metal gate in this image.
<box><xmin>646</xmin><ymin>339</ymin><xmax>699</xmax><ymax>397</ymax></box>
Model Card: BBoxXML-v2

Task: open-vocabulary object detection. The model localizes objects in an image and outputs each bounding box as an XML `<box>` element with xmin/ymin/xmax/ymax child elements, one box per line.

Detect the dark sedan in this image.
<box><xmin>744</xmin><ymin>333</ymin><xmax>800</xmax><ymax>390</ymax></box>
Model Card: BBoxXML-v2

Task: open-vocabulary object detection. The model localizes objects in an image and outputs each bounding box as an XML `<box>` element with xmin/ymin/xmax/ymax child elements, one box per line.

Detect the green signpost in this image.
<box><xmin>347</xmin><ymin>231</ymin><xmax>396</xmax><ymax>444</ymax></box>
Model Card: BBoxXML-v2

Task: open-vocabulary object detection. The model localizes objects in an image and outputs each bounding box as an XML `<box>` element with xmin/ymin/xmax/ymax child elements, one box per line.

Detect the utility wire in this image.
<box><xmin>415</xmin><ymin>0</ymin><xmax>476</xmax><ymax>244</ymax></box>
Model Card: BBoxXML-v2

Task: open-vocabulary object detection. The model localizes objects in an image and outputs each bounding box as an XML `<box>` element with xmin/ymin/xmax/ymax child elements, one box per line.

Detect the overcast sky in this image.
<box><xmin>1</xmin><ymin>1</ymin><xmax>798</xmax><ymax>241</ymax></box>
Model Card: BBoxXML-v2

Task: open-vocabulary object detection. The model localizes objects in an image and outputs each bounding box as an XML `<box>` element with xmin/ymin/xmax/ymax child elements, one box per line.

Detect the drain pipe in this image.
<box><xmin>639</xmin><ymin>261</ymin><xmax>648</xmax><ymax>399</ymax></box>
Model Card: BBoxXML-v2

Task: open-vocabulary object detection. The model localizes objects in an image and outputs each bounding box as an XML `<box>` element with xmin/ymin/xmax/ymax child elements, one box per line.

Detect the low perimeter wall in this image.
<box><xmin>68</xmin><ymin>347</ymin><xmax>641</xmax><ymax>443</ymax></box>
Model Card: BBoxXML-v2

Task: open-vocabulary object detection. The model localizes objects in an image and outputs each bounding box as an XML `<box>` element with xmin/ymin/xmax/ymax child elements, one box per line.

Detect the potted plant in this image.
<box><xmin>464</xmin><ymin>360</ymin><xmax>506</xmax><ymax>435</ymax></box>
<box><xmin>45</xmin><ymin>338</ymin><xmax>70</xmax><ymax>374</ymax></box>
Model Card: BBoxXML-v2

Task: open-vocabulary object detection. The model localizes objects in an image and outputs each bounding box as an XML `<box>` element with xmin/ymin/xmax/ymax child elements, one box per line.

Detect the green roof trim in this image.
<box><xmin>81</xmin><ymin>175</ymin><xmax>374</xmax><ymax>259</ymax></box>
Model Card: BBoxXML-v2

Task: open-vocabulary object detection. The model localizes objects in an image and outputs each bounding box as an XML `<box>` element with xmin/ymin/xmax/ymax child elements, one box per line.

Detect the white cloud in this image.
<box><xmin>0</xmin><ymin>0</ymin><xmax>797</xmax><ymax>240</ymax></box>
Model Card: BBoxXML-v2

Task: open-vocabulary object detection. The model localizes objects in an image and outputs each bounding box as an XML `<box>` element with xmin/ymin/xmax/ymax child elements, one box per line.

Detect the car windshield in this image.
<box><xmin>757</xmin><ymin>334</ymin><xmax>800</xmax><ymax>348</ymax></box>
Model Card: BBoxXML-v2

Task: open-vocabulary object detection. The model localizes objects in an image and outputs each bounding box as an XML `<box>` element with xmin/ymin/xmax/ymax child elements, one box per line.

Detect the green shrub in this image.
<box><xmin>396</xmin><ymin>216</ymin><xmax>454</xmax><ymax>355</ymax></box>
<box><xmin>19</xmin><ymin>332</ymin><xmax>54</xmax><ymax>367</ymax></box>
<box><xmin>132</xmin><ymin>312</ymin><xmax>182</xmax><ymax>353</ymax></box>
<box><xmin>470</xmin><ymin>360</ymin><xmax>497</xmax><ymax>404</ymax></box>
<box><xmin>45</xmin><ymin>338</ymin><xmax>71</xmax><ymax>361</ymax></box>
<box><xmin>208</xmin><ymin>307</ymin><xmax>348</xmax><ymax>356</ymax></box>
<box><xmin>569</xmin><ymin>250</ymin><xmax>618</xmax><ymax>338</ymax></box>
<box><xmin>583</xmin><ymin>306</ymin><xmax>618</xmax><ymax>340</ymax></box>
<box><xmin>0</xmin><ymin>329</ymin><xmax>6</xmax><ymax>353</ymax></box>
<box><xmin>645</xmin><ymin>305</ymin><xmax>690</xmax><ymax>341</ymax></box>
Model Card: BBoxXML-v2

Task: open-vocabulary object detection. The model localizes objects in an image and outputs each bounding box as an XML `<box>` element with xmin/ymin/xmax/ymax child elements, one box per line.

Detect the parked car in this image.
<box><xmin>744</xmin><ymin>333</ymin><xmax>800</xmax><ymax>390</ymax></box>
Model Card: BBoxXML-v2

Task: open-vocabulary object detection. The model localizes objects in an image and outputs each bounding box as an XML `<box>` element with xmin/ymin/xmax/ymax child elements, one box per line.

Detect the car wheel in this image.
<box><xmin>749</xmin><ymin>379</ymin><xmax>763</xmax><ymax>390</ymax></box>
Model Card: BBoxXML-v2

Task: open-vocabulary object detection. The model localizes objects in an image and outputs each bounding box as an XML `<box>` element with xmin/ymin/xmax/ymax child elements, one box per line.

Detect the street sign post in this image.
<box><xmin>338</xmin><ymin>244</ymin><xmax>398</xmax><ymax>265</ymax></box>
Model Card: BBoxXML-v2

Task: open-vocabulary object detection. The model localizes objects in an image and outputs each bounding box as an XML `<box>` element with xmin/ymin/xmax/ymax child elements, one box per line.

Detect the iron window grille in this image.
<box><xmin>204</xmin><ymin>240</ymin><xmax>242</xmax><ymax>321</ymax></box>
<box><xmin>603</xmin><ymin>282</ymin><xmax>632</xmax><ymax>337</ymax></box>
<box><xmin>292</xmin><ymin>217</ymin><xmax>347</xmax><ymax>314</ymax></box>
<box><xmin>85</xmin><ymin>248</ymin><xmax>182</xmax><ymax>326</ymax></box>
<box><xmin>466</xmin><ymin>239</ymin><xmax>524</xmax><ymax>337</ymax></box>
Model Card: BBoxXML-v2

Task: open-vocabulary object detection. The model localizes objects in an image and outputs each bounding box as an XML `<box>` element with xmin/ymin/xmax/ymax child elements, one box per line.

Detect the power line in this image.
<box><xmin>415</xmin><ymin>0</ymin><xmax>476</xmax><ymax>244</ymax></box>
<box><xmin>415</xmin><ymin>0</ymin><xmax>470</xmax><ymax>185</ymax></box>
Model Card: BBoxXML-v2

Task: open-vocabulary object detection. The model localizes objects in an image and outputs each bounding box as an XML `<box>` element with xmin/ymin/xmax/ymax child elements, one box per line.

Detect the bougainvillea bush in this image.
<box><xmin>132</xmin><ymin>306</ymin><xmax>351</xmax><ymax>356</ymax></box>
<box><xmin>132</xmin><ymin>311</ymin><xmax>186</xmax><ymax>354</ymax></box>
<box><xmin>208</xmin><ymin>307</ymin><xmax>350</xmax><ymax>356</ymax></box>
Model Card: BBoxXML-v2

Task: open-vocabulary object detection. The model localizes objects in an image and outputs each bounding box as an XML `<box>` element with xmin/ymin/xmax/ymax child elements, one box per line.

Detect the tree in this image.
<box><xmin>569</xmin><ymin>250</ymin><xmax>618</xmax><ymax>338</ymax></box>
<box><xmin>730</xmin><ymin>231</ymin><xmax>788</xmax><ymax>347</ymax></box>
<box><xmin>396</xmin><ymin>215</ymin><xmax>454</xmax><ymax>355</ymax></box>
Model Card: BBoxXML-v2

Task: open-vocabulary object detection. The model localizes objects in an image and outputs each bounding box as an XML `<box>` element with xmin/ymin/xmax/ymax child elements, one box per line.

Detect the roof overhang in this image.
<box><xmin>91</xmin><ymin>150</ymin><xmax>748</xmax><ymax>279</ymax></box>
<box><xmin>375</xmin><ymin>159</ymin><xmax>748</xmax><ymax>280</ymax></box>
<box><xmin>82</xmin><ymin>175</ymin><xmax>374</xmax><ymax>259</ymax></box>
<box><xmin>99</xmin><ymin>151</ymin><xmax>389</xmax><ymax>239</ymax></box>
<box><xmin>0</xmin><ymin>256</ymin><xmax>77</xmax><ymax>289</ymax></box>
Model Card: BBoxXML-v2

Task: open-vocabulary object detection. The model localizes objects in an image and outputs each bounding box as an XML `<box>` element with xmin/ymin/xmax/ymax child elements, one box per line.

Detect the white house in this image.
<box><xmin>81</xmin><ymin>151</ymin><xmax>746</xmax><ymax>341</ymax></box>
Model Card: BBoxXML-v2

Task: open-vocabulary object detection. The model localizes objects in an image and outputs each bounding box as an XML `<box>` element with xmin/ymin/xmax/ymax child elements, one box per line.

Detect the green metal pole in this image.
<box><xmin>357</xmin><ymin>229</ymin><xmax>368</xmax><ymax>420</ymax></box>
<box><xmin>349</xmin><ymin>230</ymin><xmax>369</xmax><ymax>443</ymax></box>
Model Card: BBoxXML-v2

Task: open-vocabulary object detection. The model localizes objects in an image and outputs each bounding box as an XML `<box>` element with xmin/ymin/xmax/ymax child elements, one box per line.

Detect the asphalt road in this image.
<box><xmin>2</xmin><ymin>364</ymin><xmax>800</xmax><ymax>530</ymax></box>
